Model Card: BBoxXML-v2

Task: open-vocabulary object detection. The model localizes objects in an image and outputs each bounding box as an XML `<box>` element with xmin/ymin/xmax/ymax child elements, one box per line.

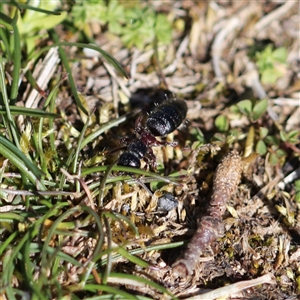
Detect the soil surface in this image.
<box><xmin>27</xmin><ymin>1</ymin><xmax>300</xmax><ymax>299</ymax></box>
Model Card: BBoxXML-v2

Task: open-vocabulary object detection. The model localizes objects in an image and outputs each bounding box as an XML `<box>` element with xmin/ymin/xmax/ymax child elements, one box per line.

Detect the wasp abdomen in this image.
<box><xmin>146</xmin><ymin>99</ymin><xmax>187</xmax><ymax>136</ymax></box>
<box><xmin>117</xmin><ymin>140</ymin><xmax>147</xmax><ymax>168</ymax></box>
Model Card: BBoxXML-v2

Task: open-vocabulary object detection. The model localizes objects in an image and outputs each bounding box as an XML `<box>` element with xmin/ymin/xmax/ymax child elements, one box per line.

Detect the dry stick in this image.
<box><xmin>172</xmin><ymin>150</ymin><xmax>243</xmax><ymax>277</ymax></box>
<box><xmin>25</xmin><ymin>47</ymin><xmax>60</xmax><ymax>108</ymax></box>
<box><xmin>211</xmin><ymin>17</ymin><xmax>240</xmax><ymax>80</ymax></box>
<box><xmin>253</xmin><ymin>1</ymin><xmax>297</xmax><ymax>34</ymax></box>
<box><xmin>188</xmin><ymin>273</ymin><xmax>276</xmax><ymax>300</ymax></box>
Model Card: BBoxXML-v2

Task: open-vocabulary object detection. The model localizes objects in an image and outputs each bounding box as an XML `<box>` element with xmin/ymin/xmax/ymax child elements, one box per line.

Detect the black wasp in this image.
<box><xmin>117</xmin><ymin>99</ymin><xmax>187</xmax><ymax>169</ymax></box>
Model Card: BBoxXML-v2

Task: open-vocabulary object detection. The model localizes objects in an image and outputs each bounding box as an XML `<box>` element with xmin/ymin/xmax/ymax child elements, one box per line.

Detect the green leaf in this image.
<box><xmin>189</xmin><ymin>127</ymin><xmax>206</xmax><ymax>144</ymax></box>
<box><xmin>229</xmin><ymin>104</ymin><xmax>241</xmax><ymax>115</ymax></box>
<box><xmin>275</xmin><ymin>149</ymin><xmax>287</xmax><ymax>159</ymax></box>
<box><xmin>215</xmin><ymin>115</ymin><xmax>229</xmax><ymax>132</ymax></box>
<box><xmin>255</xmin><ymin>45</ymin><xmax>273</xmax><ymax>71</ymax></box>
<box><xmin>18</xmin><ymin>11</ymin><xmax>67</xmax><ymax>36</ymax></box>
<box><xmin>237</xmin><ymin>99</ymin><xmax>252</xmax><ymax>116</ymax></box>
<box><xmin>121</xmin><ymin>7</ymin><xmax>157</xmax><ymax>49</ymax></box>
<box><xmin>71</xmin><ymin>1</ymin><xmax>106</xmax><ymax>28</ymax></box>
<box><xmin>295</xmin><ymin>180</ymin><xmax>300</xmax><ymax>191</ymax></box>
<box><xmin>212</xmin><ymin>133</ymin><xmax>226</xmax><ymax>143</ymax></box>
<box><xmin>259</xmin><ymin>127</ymin><xmax>269</xmax><ymax>139</ymax></box>
<box><xmin>280</xmin><ymin>130</ymin><xmax>288</xmax><ymax>142</ymax></box>
<box><xmin>256</xmin><ymin>140</ymin><xmax>267</xmax><ymax>155</ymax></box>
<box><xmin>155</xmin><ymin>14</ymin><xmax>172</xmax><ymax>44</ymax></box>
<box><xmin>252</xmin><ymin>98</ymin><xmax>268</xmax><ymax>121</ymax></box>
<box><xmin>261</xmin><ymin>68</ymin><xmax>283</xmax><ymax>84</ymax></box>
<box><xmin>265</xmin><ymin>135</ymin><xmax>280</xmax><ymax>146</ymax></box>
<box><xmin>272</xmin><ymin>47</ymin><xmax>288</xmax><ymax>63</ymax></box>
<box><xmin>269</xmin><ymin>153</ymin><xmax>278</xmax><ymax>165</ymax></box>
<box><xmin>105</xmin><ymin>0</ymin><xmax>125</xmax><ymax>34</ymax></box>
<box><xmin>295</xmin><ymin>191</ymin><xmax>300</xmax><ymax>203</ymax></box>
<box><xmin>287</xmin><ymin>130</ymin><xmax>299</xmax><ymax>143</ymax></box>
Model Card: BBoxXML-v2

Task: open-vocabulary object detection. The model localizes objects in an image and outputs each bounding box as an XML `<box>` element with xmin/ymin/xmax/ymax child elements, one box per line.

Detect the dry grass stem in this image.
<box><xmin>188</xmin><ymin>273</ymin><xmax>276</xmax><ymax>300</ymax></box>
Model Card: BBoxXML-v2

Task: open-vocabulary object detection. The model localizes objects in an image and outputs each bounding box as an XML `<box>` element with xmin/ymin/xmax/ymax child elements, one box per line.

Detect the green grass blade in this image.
<box><xmin>0</xmin><ymin>27</ymin><xmax>12</xmax><ymax>61</ymax></box>
<box><xmin>99</xmin><ymin>241</ymin><xmax>184</xmax><ymax>267</ymax></box>
<box><xmin>0</xmin><ymin>105</ymin><xmax>60</xmax><ymax>118</ymax></box>
<box><xmin>10</xmin><ymin>13</ymin><xmax>21</xmax><ymax>103</ymax></box>
<box><xmin>0</xmin><ymin>231</ymin><xmax>18</xmax><ymax>256</ymax></box>
<box><xmin>84</xmin><ymin>284</ymin><xmax>139</xmax><ymax>300</ymax></box>
<box><xmin>0</xmin><ymin>11</ymin><xmax>13</xmax><ymax>27</ymax></box>
<box><xmin>0</xmin><ymin>212</ymin><xmax>25</xmax><ymax>222</ymax></box>
<box><xmin>49</xmin><ymin>30</ymin><xmax>89</xmax><ymax>116</ymax></box>
<box><xmin>80</xmin><ymin>206</ymin><xmax>105</xmax><ymax>263</ymax></box>
<box><xmin>28</xmin><ymin>42</ymin><xmax>129</xmax><ymax>79</ymax></box>
<box><xmin>57</xmin><ymin>42</ymin><xmax>129</xmax><ymax>79</ymax></box>
<box><xmin>37</xmin><ymin>244</ymin><xmax>82</xmax><ymax>267</ymax></box>
<box><xmin>9</xmin><ymin>2</ymin><xmax>62</xmax><ymax>15</ymax></box>
<box><xmin>41</xmin><ymin>207</ymin><xmax>81</xmax><ymax>270</ymax></box>
<box><xmin>102</xmin><ymin>215</ymin><xmax>112</xmax><ymax>285</ymax></box>
<box><xmin>109</xmin><ymin>273</ymin><xmax>178</xmax><ymax>300</ymax></box>
<box><xmin>0</xmin><ymin>62</ymin><xmax>20</xmax><ymax>147</ymax></box>
<box><xmin>81</xmin><ymin>165</ymin><xmax>177</xmax><ymax>184</ymax></box>
<box><xmin>80</xmin><ymin>110</ymin><xmax>140</xmax><ymax>150</ymax></box>
<box><xmin>117</xmin><ymin>247</ymin><xmax>149</xmax><ymax>268</ymax></box>
<box><xmin>103</xmin><ymin>211</ymin><xmax>139</xmax><ymax>237</ymax></box>
<box><xmin>71</xmin><ymin>114</ymin><xmax>90</xmax><ymax>174</ymax></box>
<box><xmin>0</xmin><ymin>136</ymin><xmax>45</xmax><ymax>189</ymax></box>
<box><xmin>2</xmin><ymin>203</ymin><xmax>67</xmax><ymax>298</ymax></box>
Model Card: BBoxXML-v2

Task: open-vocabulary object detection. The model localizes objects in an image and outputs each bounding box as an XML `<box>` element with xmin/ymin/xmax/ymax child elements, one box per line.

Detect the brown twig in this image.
<box><xmin>172</xmin><ymin>150</ymin><xmax>243</xmax><ymax>277</ymax></box>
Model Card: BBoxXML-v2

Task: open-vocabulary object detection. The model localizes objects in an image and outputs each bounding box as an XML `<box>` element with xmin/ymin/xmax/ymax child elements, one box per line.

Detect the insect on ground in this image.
<box><xmin>117</xmin><ymin>98</ymin><xmax>188</xmax><ymax>170</ymax></box>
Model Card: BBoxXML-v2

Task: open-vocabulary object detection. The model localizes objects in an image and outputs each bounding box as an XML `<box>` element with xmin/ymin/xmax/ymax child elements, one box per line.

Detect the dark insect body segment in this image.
<box><xmin>118</xmin><ymin>152</ymin><xmax>141</xmax><ymax>169</ymax></box>
<box><xmin>146</xmin><ymin>99</ymin><xmax>187</xmax><ymax>136</ymax></box>
<box><xmin>118</xmin><ymin>139</ymin><xmax>148</xmax><ymax>168</ymax></box>
<box><xmin>172</xmin><ymin>150</ymin><xmax>242</xmax><ymax>277</ymax></box>
<box><xmin>127</xmin><ymin>140</ymin><xmax>148</xmax><ymax>159</ymax></box>
<box><xmin>117</xmin><ymin>99</ymin><xmax>187</xmax><ymax>169</ymax></box>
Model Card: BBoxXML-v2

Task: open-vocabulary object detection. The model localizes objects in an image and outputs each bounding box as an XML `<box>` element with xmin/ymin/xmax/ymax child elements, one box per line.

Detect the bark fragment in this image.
<box><xmin>172</xmin><ymin>150</ymin><xmax>243</xmax><ymax>277</ymax></box>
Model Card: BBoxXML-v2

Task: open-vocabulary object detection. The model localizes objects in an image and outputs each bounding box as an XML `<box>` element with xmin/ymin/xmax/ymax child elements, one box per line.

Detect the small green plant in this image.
<box><xmin>233</xmin><ymin>98</ymin><xmax>269</xmax><ymax>122</ymax></box>
<box><xmin>215</xmin><ymin>98</ymin><xmax>268</xmax><ymax>135</ymax></box>
<box><xmin>0</xmin><ymin>2</ymin><xmax>67</xmax><ymax>55</ymax></box>
<box><xmin>70</xmin><ymin>0</ymin><xmax>172</xmax><ymax>49</ymax></box>
<box><xmin>255</xmin><ymin>44</ymin><xmax>288</xmax><ymax>84</ymax></box>
<box><xmin>255</xmin><ymin>127</ymin><xmax>269</xmax><ymax>155</ymax></box>
<box><xmin>121</xmin><ymin>6</ymin><xmax>172</xmax><ymax>49</ymax></box>
<box><xmin>16</xmin><ymin>2</ymin><xmax>67</xmax><ymax>54</ymax></box>
<box><xmin>255</xmin><ymin>128</ymin><xmax>299</xmax><ymax>165</ymax></box>
<box><xmin>70</xmin><ymin>0</ymin><xmax>109</xmax><ymax>30</ymax></box>
<box><xmin>215</xmin><ymin>98</ymin><xmax>298</xmax><ymax>167</ymax></box>
<box><xmin>214</xmin><ymin>115</ymin><xmax>229</xmax><ymax>132</ymax></box>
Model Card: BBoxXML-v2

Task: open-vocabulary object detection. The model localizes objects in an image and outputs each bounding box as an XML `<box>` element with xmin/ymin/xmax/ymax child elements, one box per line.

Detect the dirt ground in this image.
<box><xmin>49</xmin><ymin>1</ymin><xmax>300</xmax><ymax>299</ymax></box>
